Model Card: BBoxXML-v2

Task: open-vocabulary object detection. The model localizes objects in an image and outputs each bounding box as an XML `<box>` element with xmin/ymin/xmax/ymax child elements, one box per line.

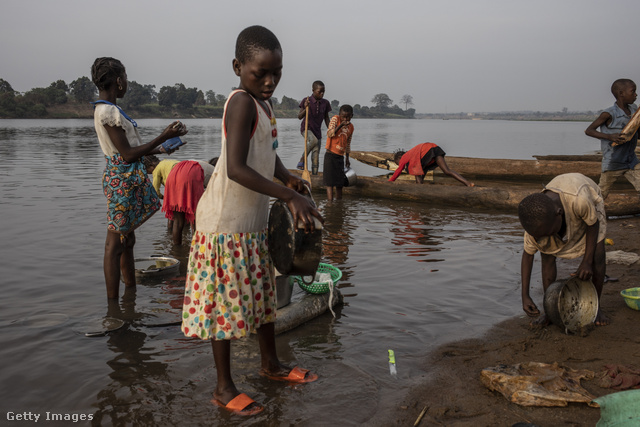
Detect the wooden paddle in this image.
<box><xmin>302</xmin><ymin>103</ymin><xmax>312</xmax><ymax>186</ymax></box>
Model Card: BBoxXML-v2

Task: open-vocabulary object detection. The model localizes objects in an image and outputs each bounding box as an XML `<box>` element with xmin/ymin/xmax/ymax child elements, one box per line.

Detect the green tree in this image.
<box><xmin>331</xmin><ymin>99</ymin><xmax>339</xmax><ymax>109</ymax></box>
<box><xmin>50</xmin><ymin>80</ymin><xmax>68</xmax><ymax>93</ymax></box>
<box><xmin>279</xmin><ymin>95</ymin><xmax>298</xmax><ymax>110</ymax></box>
<box><xmin>195</xmin><ymin>90</ymin><xmax>205</xmax><ymax>106</ymax></box>
<box><xmin>215</xmin><ymin>94</ymin><xmax>227</xmax><ymax>105</ymax></box>
<box><xmin>400</xmin><ymin>94</ymin><xmax>414</xmax><ymax>110</ymax></box>
<box><xmin>121</xmin><ymin>81</ymin><xmax>156</xmax><ymax>108</ymax></box>
<box><xmin>0</xmin><ymin>78</ymin><xmax>15</xmax><ymax>94</ymax></box>
<box><xmin>371</xmin><ymin>93</ymin><xmax>393</xmax><ymax>109</ymax></box>
<box><xmin>158</xmin><ymin>85</ymin><xmax>177</xmax><ymax>107</ymax></box>
<box><xmin>205</xmin><ymin>90</ymin><xmax>216</xmax><ymax>105</ymax></box>
<box><xmin>175</xmin><ymin>84</ymin><xmax>199</xmax><ymax>108</ymax></box>
<box><xmin>70</xmin><ymin>77</ymin><xmax>96</xmax><ymax>102</ymax></box>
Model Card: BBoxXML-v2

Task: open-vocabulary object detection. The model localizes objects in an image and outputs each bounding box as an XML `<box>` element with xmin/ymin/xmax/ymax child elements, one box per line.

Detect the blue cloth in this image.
<box><xmin>599</xmin><ymin>103</ymin><xmax>639</xmax><ymax>172</ymax></box>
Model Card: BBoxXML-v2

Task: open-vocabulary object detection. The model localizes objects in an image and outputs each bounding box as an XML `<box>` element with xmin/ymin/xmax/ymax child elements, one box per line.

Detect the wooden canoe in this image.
<box><xmin>294</xmin><ymin>171</ymin><xmax>639</xmax><ymax>217</ymax></box>
<box><xmin>350</xmin><ymin>151</ymin><xmax>604</xmax><ymax>182</ymax></box>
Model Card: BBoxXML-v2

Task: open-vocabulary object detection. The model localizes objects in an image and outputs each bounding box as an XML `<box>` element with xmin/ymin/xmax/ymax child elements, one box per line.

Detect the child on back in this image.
<box><xmin>585</xmin><ymin>78</ymin><xmax>640</xmax><ymax>198</ymax></box>
<box><xmin>323</xmin><ymin>104</ymin><xmax>354</xmax><ymax>200</ymax></box>
<box><xmin>518</xmin><ymin>173</ymin><xmax>608</xmax><ymax>327</ymax></box>
<box><xmin>296</xmin><ymin>81</ymin><xmax>331</xmax><ymax>175</ymax></box>
<box><xmin>91</xmin><ymin>57</ymin><xmax>187</xmax><ymax>299</ymax></box>
<box><xmin>181</xmin><ymin>26</ymin><xmax>323</xmax><ymax>416</ymax></box>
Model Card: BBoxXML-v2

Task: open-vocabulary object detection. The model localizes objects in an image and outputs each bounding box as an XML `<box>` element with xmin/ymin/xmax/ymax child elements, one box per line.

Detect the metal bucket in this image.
<box><xmin>344</xmin><ymin>166</ymin><xmax>357</xmax><ymax>187</ymax></box>
<box><xmin>543</xmin><ymin>277</ymin><xmax>599</xmax><ymax>334</ymax></box>
<box><xmin>268</xmin><ymin>196</ymin><xmax>322</xmax><ymax>276</ymax></box>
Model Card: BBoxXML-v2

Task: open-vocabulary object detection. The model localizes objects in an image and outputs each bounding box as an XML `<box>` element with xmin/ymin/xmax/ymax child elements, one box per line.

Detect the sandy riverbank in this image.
<box><xmin>377</xmin><ymin>215</ymin><xmax>640</xmax><ymax>426</ymax></box>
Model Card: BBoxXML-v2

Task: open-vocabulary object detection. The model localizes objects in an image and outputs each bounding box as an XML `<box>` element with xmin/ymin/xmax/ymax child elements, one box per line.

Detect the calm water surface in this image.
<box><xmin>0</xmin><ymin>119</ymin><xmax>593</xmax><ymax>425</ymax></box>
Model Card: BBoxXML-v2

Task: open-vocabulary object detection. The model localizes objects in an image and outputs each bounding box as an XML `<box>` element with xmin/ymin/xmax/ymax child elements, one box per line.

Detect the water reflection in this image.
<box><xmin>389</xmin><ymin>207</ymin><xmax>444</xmax><ymax>262</ymax></box>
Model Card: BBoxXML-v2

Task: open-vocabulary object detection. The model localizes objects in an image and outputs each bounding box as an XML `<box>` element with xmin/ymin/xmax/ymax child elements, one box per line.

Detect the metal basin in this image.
<box><xmin>134</xmin><ymin>256</ymin><xmax>180</xmax><ymax>278</ymax></box>
<box><xmin>543</xmin><ymin>277</ymin><xmax>598</xmax><ymax>333</ymax></box>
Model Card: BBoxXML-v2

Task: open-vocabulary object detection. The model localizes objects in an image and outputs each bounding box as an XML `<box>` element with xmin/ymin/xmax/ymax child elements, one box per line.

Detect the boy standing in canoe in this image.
<box><xmin>585</xmin><ymin>78</ymin><xmax>640</xmax><ymax>198</ymax></box>
<box><xmin>518</xmin><ymin>173</ymin><xmax>609</xmax><ymax>326</ymax></box>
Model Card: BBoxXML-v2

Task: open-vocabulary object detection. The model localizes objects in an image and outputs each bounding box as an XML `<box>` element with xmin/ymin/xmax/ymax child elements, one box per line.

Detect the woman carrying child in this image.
<box><xmin>181</xmin><ymin>26</ymin><xmax>323</xmax><ymax>416</ymax></box>
<box><xmin>91</xmin><ymin>57</ymin><xmax>188</xmax><ymax>299</ymax></box>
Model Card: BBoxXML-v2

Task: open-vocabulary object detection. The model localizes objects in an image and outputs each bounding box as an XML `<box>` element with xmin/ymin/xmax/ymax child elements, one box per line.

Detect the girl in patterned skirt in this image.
<box><xmin>91</xmin><ymin>57</ymin><xmax>188</xmax><ymax>299</ymax></box>
<box><xmin>181</xmin><ymin>26</ymin><xmax>323</xmax><ymax>416</ymax></box>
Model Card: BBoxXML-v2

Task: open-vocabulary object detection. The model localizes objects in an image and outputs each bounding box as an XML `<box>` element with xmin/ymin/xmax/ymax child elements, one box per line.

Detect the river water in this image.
<box><xmin>0</xmin><ymin>118</ymin><xmax>599</xmax><ymax>425</ymax></box>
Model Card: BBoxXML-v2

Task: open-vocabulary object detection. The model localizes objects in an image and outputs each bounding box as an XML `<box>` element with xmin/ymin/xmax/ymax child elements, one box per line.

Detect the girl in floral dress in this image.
<box><xmin>181</xmin><ymin>26</ymin><xmax>323</xmax><ymax>416</ymax></box>
<box><xmin>91</xmin><ymin>57</ymin><xmax>187</xmax><ymax>299</ymax></box>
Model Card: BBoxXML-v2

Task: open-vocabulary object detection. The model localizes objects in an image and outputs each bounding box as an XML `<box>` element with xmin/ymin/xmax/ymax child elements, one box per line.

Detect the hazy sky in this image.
<box><xmin>1</xmin><ymin>0</ymin><xmax>638</xmax><ymax>113</ymax></box>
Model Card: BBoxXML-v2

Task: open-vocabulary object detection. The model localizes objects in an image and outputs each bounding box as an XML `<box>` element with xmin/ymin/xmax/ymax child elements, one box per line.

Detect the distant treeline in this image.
<box><xmin>0</xmin><ymin>77</ymin><xmax>416</xmax><ymax>120</ymax></box>
<box><xmin>417</xmin><ymin>110</ymin><xmax>599</xmax><ymax>122</ymax></box>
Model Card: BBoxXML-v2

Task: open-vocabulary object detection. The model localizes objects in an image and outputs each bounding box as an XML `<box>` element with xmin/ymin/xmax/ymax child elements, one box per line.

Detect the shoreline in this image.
<box><xmin>377</xmin><ymin>214</ymin><xmax>640</xmax><ymax>426</ymax></box>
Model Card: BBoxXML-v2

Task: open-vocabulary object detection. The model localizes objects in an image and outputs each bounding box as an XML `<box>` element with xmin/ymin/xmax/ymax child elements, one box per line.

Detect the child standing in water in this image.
<box><xmin>91</xmin><ymin>57</ymin><xmax>187</xmax><ymax>299</ymax></box>
<box><xmin>181</xmin><ymin>26</ymin><xmax>323</xmax><ymax>416</ymax></box>
<box><xmin>296</xmin><ymin>81</ymin><xmax>331</xmax><ymax>175</ymax></box>
<box><xmin>323</xmin><ymin>104</ymin><xmax>354</xmax><ymax>200</ymax></box>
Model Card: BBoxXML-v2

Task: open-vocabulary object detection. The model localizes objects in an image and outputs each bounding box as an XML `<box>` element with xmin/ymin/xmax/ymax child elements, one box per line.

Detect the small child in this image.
<box><xmin>296</xmin><ymin>81</ymin><xmax>331</xmax><ymax>175</ymax></box>
<box><xmin>518</xmin><ymin>173</ymin><xmax>608</xmax><ymax>326</ymax></box>
<box><xmin>323</xmin><ymin>105</ymin><xmax>354</xmax><ymax>200</ymax></box>
<box><xmin>585</xmin><ymin>78</ymin><xmax>640</xmax><ymax>198</ymax></box>
<box><xmin>91</xmin><ymin>57</ymin><xmax>187</xmax><ymax>299</ymax></box>
<box><xmin>389</xmin><ymin>143</ymin><xmax>474</xmax><ymax>187</ymax></box>
<box><xmin>143</xmin><ymin>156</ymin><xmax>206</xmax><ymax>246</ymax></box>
<box><xmin>181</xmin><ymin>26</ymin><xmax>323</xmax><ymax>416</ymax></box>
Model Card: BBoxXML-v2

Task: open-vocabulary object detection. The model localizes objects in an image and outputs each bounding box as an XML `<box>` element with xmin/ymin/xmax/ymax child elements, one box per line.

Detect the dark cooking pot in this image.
<box><xmin>268</xmin><ymin>195</ymin><xmax>322</xmax><ymax>276</ymax></box>
<box><xmin>344</xmin><ymin>166</ymin><xmax>357</xmax><ymax>187</ymax></box>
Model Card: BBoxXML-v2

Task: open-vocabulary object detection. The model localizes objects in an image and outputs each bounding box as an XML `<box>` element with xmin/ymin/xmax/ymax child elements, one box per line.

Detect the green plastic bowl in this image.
<box><xmin>293</xmin><ymin>263</ymin><xmax>342</xmax><ymax>294</ymax></box>
<box><xmin>620</xmin><ymin>287</ymin><xmax>640</xmax><ymax>311</ymax></box>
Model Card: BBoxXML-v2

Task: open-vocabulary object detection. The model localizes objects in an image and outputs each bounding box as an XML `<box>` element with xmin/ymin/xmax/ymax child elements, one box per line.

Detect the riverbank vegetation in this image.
<box><xmin>0</xmin><ymin>77</ymin><xmax>416</xmax><ymax>120</ymax></box>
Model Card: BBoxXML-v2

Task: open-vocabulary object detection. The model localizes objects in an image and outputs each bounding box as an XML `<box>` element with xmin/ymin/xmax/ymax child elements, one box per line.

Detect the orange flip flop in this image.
<box><xmin>260</xmin><ymin>366</ymin><xmax>319</xmax><ymax>384</ymax></box>
<box><xmin>211</xmin><ymin>393</ymin><xmax>264</xmax><ymax>416</ymax></box>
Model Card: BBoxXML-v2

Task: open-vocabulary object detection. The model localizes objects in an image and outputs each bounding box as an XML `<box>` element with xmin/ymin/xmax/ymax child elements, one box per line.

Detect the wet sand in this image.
<box><xmin>377</xmin><ymin>215</ymin><xmax>640</xmax><ymax>427</ymax></box>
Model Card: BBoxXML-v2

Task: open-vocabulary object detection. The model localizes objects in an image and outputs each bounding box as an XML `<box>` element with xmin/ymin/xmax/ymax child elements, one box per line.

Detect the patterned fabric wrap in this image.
<box><xmin>181</xmin><ymin>229</ymin><xmax>277</xmax><ymax>340</ymax></box>
<box><xmin>103</xmin><ymin>154</ymin><xmax>160</xmax><ymax>234</ymax></box>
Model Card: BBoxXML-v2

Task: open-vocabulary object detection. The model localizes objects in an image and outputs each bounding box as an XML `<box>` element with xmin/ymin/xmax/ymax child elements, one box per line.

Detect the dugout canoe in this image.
<box><xmin>294</xmin><ymin>172</ymin><xmax>639</xmax><ymax>217</ymax></box>
<box><xmin>350</xmin><ymin>151</ymin><xmax>603</xmax><ymax>182</ymax></box>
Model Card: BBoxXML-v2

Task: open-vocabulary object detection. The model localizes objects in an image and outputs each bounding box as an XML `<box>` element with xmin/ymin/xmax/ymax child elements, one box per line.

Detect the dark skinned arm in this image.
<box><xmin>585</xmin><ymin>112</ymin><xmax>626</xmax><ymax>145</ymax></box>
<box><xmin>104</xmin><ymin>121</ymin><xmax>187</xmax><ymax>163</ymax></box>
<box><xmin>575</xmin><ymin>221</ymin><xmax>599</xmax><ymax>280</ymax></box>
<box><xmin>225</xmin><ymin>93</ymin><xmax>323</xmax><ymax>231</ymax></box>
<box><xmin>521</xmin><ymin>251</ymin><xmax>540</xmax><ymax>316</ymax></box>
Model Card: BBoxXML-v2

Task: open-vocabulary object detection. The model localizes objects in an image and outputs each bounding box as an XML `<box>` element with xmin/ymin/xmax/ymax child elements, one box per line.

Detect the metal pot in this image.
<box><xmin>344</xmin><ymin>166</ymin><xmax>357</xmax><ymax>187</ymax></box>
<box><xmin>268</xmin><ymin>196</ymin><xmax>322</xmax><ymax>276</ymax></box>
<box><xmin>543</xmin><ymin>277</ymin><xmax>599</xmax><ymax>334</ymax></box>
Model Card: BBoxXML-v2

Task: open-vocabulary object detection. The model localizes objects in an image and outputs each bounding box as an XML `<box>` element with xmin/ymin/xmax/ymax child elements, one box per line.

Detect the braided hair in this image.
<box><xmin>518</xmin><ymin>193</ymin><xmax>556</xmax><ymax>235</ymax></box>
<box><xmin>91</xmin><ymin>57</ymin><xmax>125</xmax><ymax>91</ymax></box>
<box><xmin>235</xmin><ymin>25</ymin><xmax>281</xmax><ymax>64</ymax></box>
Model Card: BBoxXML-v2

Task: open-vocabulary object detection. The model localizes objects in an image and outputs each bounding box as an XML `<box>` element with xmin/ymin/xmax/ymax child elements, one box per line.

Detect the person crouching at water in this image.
<box><xmin>323</xmin><ymin>104</ymin><xmax>354</xmax><ymax>201</ymax></box>
<box><xmin>518</xmin><ymin>173</ymin><xmax>609</xmax><ymax>326</ymax></box>
<box><xmin>91</xmin><ymin>57</ymin><xmax>188</xmax><ymax>299</ymax></box>
<box><xmin>143</xmin><ymin>156</ymin><xmax>207</xmax><ymax>246</ymax></box>
<box><xmin>388</xmin><ymin>143</ymin><xmax>475</xmax><ymax>186</ymax></box>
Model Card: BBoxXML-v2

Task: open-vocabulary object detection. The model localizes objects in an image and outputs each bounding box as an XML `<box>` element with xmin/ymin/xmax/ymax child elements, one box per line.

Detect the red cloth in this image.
<box><xmin>389</xmin><ymin>143</ymin><xmax>438</xmax><ymax>182</ymax></box>
<box><xmin>162</xmin><ymin>161</ymin><xmax>204</xmax><ymax>224</ymax></box>
<box><xmin>598</xmin><ymin>364</ymin><xmax>640</xmax><ymax>390</ymax></box>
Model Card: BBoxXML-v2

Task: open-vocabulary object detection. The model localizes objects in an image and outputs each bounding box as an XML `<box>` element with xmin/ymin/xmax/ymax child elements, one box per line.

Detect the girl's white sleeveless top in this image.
<box><xmin>195</xmin><ymin>90</ymin><xmax>277</xmax><ymax>234</ymax></box>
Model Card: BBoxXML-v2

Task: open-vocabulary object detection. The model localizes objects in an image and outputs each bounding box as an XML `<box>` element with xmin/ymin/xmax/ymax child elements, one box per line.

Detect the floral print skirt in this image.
<box><xmin>103</xmin><ymin>154</ymin><xmax>160</xmax><ymax>234</ymax></box>
<box><xmin>181</xmin><ymin>229</ymin><xmax>277</xmax><ymax>340</ymax></box>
